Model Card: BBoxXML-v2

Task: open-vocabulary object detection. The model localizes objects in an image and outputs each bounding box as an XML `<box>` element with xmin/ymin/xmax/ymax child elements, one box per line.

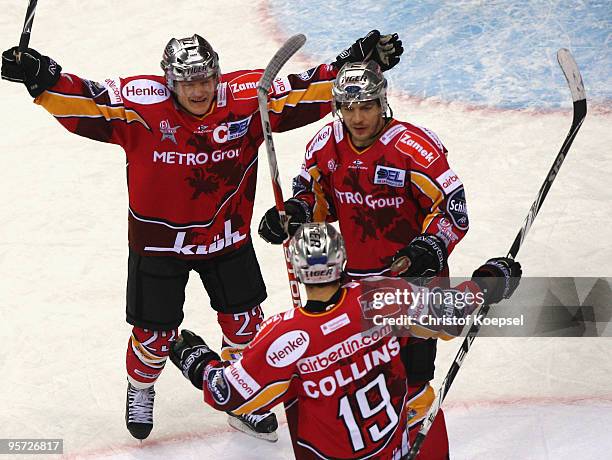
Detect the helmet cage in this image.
<box><xmin>289</xmin><ymin>223</ymin><xmax>346</xmax><ymax>285</ymax></box>
<box><xmin>161</xmin><ymin>34</ymin><xmax>220</xmax><ymax>90</ymax></box>
<box><xmin>332</xmin><ymin>61</ymin><xmax>389</xmax><ymax>117</ymax></box>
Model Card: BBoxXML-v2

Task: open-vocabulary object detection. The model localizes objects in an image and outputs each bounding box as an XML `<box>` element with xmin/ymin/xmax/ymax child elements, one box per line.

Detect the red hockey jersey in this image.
<box><xmin>292</xmin><ymin>119</ymin><xmax>469</xmax><ymax>277</ymax></box>
<box><xmin>34</xmin><ymin>65</ymin><xmax>337</xmax><ymax>258</ymax></box>
<box><xmin>200</xmin><ymin>277</ymin><xmax>483</xmax><ymax>459</ymax></box>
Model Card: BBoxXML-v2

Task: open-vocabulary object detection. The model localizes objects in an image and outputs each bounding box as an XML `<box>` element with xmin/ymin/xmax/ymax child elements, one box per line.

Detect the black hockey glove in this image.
<box><xmin>1</xmin><ymin>47</ymin><xmax>62</xmax><ymax>98</ymax></box>
<box><xmin>333</xmin><ymin>30</ymin><xmax>403</xmax><ymax>71</ymax></box>
<box><xmin>258</xmin><ymin>198</ymin><xmax>311</xmax><ymax>244</ymax></box>
<box><xmin>333</xmin><ymin>30</ymin><xmax>381</xmax><ymax>69</ymax></box>
<box><xmin>170</xmin><ymin>329</ymin><xmax>220</xmax><ymax>390</ymax></box>
<box><xmin>373</xmin><ymin>33</ymin><xmax>403</xmax><ymax>71</ymax></box>
<box><xmin>472</xmin><ymin>257</ymin><xmax>522</xmax><ymax>305</ymax></box>
<box><xmin>392</xmin><ymin>234</ymin><xmax>448</xmax><ymax>277</ymax></box>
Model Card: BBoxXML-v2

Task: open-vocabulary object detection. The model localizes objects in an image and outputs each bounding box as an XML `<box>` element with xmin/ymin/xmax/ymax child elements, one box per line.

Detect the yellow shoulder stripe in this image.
<box><xmin>36</xmin><ymin>91</ymin><xmax>150</xmax><ymax>129</ymax></box>
<box><xmin>410</xmin><ymin>171</ymin><xmax>444</xmax><ymax>231</ymax></box>
<box><xmin>268</xmin><ymin>81</ymin><xmax>333</xmax><ymax>114</ymax></box>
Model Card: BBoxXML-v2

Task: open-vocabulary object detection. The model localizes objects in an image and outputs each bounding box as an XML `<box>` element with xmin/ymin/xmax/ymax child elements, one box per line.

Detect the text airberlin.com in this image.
<box><xmin>369</xmin><ymin>289</ymin><xmax>524</xmax><ymax>328</ymax></box>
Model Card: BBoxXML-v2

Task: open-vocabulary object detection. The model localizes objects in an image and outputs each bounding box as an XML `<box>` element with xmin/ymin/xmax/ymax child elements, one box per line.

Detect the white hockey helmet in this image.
<box><xmin>289</xmin><ymin>223</ymin><xmax>346</xmax><ymax>285</ymax></box>
<box><xmin>332</xmin><ymin>60</ymin><xmax>389</xmax><ymax>116</ymax></box>
<box><xmin>160</xmin><ymin>34</ymin><xmax>220</xmax><ymax>90</ymax></box>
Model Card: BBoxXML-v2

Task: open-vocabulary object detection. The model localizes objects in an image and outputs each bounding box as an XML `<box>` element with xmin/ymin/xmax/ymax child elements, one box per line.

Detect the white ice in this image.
<box><xmin>0</xmin><ymin>1</ymin><xmax>610</xmax><ymax>459</ymax></box>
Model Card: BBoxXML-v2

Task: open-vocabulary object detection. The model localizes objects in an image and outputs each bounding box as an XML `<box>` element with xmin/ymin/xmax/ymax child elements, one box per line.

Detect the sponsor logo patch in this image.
<box><xmin>122</xmin><ymin>79</ymin><xmax>170</xmax><ymax>105</ymax></box>
<box><xmin>217</xmin><ymin>82</ymin><xmax>227</xmax><ymax>107</ymax></box>
<box><xmin>436</xmin><ymin>169</ymin><xmax>462</xmax><ymax>194</ymax></box>
<box><xmin>248</xmin><ymin>314</ymin><xmax>282</xmax><ymax>349</ymax></box>
<box><xmin>83</xmin><ymin>79</ymin><xmax>107</xmax><ymax>98</ymax></box>
<box><xmin>436</xmin><ymin>217</ymin><xmax>459</xmax><ymax>246</ymax></box>
<box><xmin>228</xmin><ymin>72</ymin><xmax>262</xmax><ymax>100</ymax></box>
<box><xmin>320</xmin><ymin>313</ymin><xmax>351</xmax><ymax>336</ymax></box>
<box><xmin>447</xmin><ymin>188</ymin><xmax>469</xmax><ymax>230</ymax></box>
<box><xmin>224</xmin><ymin>361</ymin><xmax>260</xmax><ymax>399</ymax></box>
<box><xmin>348</xmin><ymin>159</ymin><xmax>367</xmax><ymax>170</ymax></box>
<box><xmin>212</xmin><ymin>115</ymin><xmax>252</xmax><ymax>143</ymax></box>
<box><xmin>272</xmin><ymin>76</ymin><xmax>291</xmax><ymax>95</ymax></box>
<box><xmin>335</xmin><ymin>189</ymin><xmax>405</xmax><ymax>210</ymax></box>
<box><xmin>103</xmin><ymin>78</ymin><xmax>123</xmax><ymax>105</ymax></box>
<box><xmin>266</xmin><ymin>330</ymin><xmax>310</xmax><ymax>368</ymax></box>
<box><xmin>395</xmin><ymin>131</ymin><xmax>440</xmax><ymax>168</ymax></box>
<box><xmin>206</xmin><ymin>367</ymin><xmax>231</xmax><ymax>405</ymax></box>
<box><xmin>379</xmin><ymin>124</ymin><xmax>407</xmax><ymax>145</ymax></box>
<box><xmin>144</xmin><ymin>219</ymin><xmax>246</xmax><ymax>255</ymax></box>
<box><xmin>297</xmin><ymin>325</ymin><xmax>392</xmax><ymax>374</ymax></box>
<box><xmin>297</xmin><ymin>68</ymin><xmax>316</xmax><ymax>81</ymax></box>
<box><xmin>333</xmin><ymin>119</ymin><xmax>344</xmax><ymax>143</ymax></box>
<box><xmin>306</xmin><ymin>125</ymin><xmax>332</xmax><ymax>160</ymax></box>
<box><xmin>374</xmin><ymin>165</ymin><xmax>406</xmax><ymax>187</ymax></box>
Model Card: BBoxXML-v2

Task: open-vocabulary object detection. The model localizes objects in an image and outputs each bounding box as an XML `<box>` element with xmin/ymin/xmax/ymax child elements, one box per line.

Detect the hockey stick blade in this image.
<box><xmin>407</xmin><ymin>49</ymin><xmax>587</xmax><ymax>459</ymax></box>
<box><xmin>257</xmin><ymin>35</ymin><xmax>307</xmax><ymax>308</ymax></box>
<box><xmin>508</xmin><ymin>48</ymin><xmax>587</xmax><ymax>258</ymax></box>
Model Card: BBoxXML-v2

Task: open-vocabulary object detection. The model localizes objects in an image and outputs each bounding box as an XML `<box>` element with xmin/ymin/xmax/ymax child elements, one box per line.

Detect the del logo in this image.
<box><xmin>266</xmin><ymin>330</ymin><xmax>310</xmax><ymax>368</ymax></box>
<box><xmin>395</xmin><ymin>131</ymin><xmax>440</xmax><ymax>168</ymax></box>
<box><xmin>122</xmin><ymin>79</ymin><xmax>170</xmax><ymax>105</ymax></box>
<box><xmin>374</xmin><ymin>165</ymin><xmax>406</xmax><ymax>187</ymax></box>
<box><xmin>212</xmin><ymin>115</ymin><xmax>252</xmax><ymax>143</ymax></box>
<box><xmin>305</xmin><ymin>125</ymin><xmax>332</xmax><ymax>159</ymax></box>
<box><xmin>160</xmin><ymin>119</ymin><xmax>180</xmax><ymax>145</ymax></box>
<box><xmin>228</xmin><ymin>72</ymin><xmax>262</xmax><ymax>100</ymax></box>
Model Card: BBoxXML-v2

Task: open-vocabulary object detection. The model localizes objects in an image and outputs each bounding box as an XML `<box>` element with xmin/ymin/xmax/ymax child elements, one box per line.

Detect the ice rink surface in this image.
<box><xmin>0</xmin><ymin>1</ymin><xmax>610</xmax><ymax>459</ymax></box>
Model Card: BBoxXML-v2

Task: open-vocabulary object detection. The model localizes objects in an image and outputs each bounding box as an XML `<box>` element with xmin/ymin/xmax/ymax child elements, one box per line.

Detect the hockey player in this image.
<box><xmin>170</xmin><ymin>222</ymin><xmax>521</xmax><ymax>459</ymax></box>
<box><xmin>258</xmin><ymin>61</ymin><xmax>468</xmax><ymax>456</ymax></box>
<box><xmin>1</xmin><ymin>31</ymin><xmax>403</xmax><ymax>441</ymax></box>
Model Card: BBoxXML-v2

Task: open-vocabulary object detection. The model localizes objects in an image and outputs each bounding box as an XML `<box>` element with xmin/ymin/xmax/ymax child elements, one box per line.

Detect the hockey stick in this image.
<box><xmin>257</xmin><ymin>34</ymin><xmax>307</xmax><ymax>308</ymax></box>
<box><xmin>16</xmin><ymin>0</ymin><xmax>39</xmax><ymax>63</ymax></box>
<box><xmin>407</xmin><ymin>48</ymin><xmax>587</xmax><ymax>459</ymax></box>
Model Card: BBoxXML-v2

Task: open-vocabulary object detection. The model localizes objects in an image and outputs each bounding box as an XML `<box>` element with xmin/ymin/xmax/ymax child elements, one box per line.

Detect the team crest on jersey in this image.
<box><xmin>374</xmin><ymin>165</ymin><xmax>406</xmax><ymax>187</ymax></box>
<box><xmin>327</xmin><ymin>159</ymin><xmax>337</xmax><ymax>172</ymax></box>
<box><xmin>159</xmin><ymin>119</ymin><xmax>180</xmax><ymax>144</ymax></box>
<box><xmin>394</xmin><ymin>131</ymin><xmax>440</xmax><ymax>168</ymax></box>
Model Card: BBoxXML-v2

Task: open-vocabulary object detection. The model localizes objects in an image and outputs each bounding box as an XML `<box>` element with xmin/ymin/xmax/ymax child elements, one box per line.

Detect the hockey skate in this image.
<box><xmin>227</xmin><ymin>411</ymin><xmax>278</xmax><ymax>442</ymax></box>
<box><xmin>125</xmin><ymin>382</ymin><xmax>155</xmax><ymax>440</ymax></box>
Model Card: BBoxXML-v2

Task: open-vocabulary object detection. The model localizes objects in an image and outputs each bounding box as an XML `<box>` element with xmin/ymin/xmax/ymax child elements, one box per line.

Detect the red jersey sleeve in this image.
<box><xmin>291</xmin><ymin>122</ymin><xmax>338</xmax><ymax>222</ymax></box>
<box><xmin>201</xmin><ymin>313</ymin><xmax>300</xmax><ymax>415</ymax></box>
<box><xmin>34</xmin><ymin>74</ymin><xmax>145</xmax><ymax>147</ymax></box>
<box><xmin>267</xmin><ymin>64</ymin><xmax>337</xmax><ymax>132</ymax></box>
<box><xmin>395</xmin><ymin>125</ymin><xmax>469</xmax><ymax>255</ymax></box>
